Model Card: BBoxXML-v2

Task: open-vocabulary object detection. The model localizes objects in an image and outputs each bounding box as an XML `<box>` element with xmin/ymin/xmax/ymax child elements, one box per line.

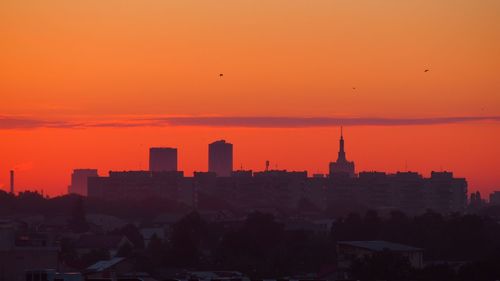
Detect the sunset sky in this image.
<box><xmin>0</xmin><ymin>0</ymin><xmax>499</xmax><ymax>196</ymax></box>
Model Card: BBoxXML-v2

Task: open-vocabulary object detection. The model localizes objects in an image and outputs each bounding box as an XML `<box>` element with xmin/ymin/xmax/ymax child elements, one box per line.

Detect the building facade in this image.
<box><xmin>68</xmin><ymin>169</ymin><xmax>98</xmax><ymax>196</ymax></box>
<box><xmin>149</xmin><ymin>147</ymin><xmax>178</xmax><ymax>172</ymax></box>
<box><xmin>0</xmin><ymin>223</ymin><xmax>59</xmax><ymax>281</ymax></box>
<box><xmin>329</xmin><ymin>128</ymin><xmax>355</xmax><ymax>178</ymax></box>
<box><xmin>208</xmin><ymin>140</ymin><xmax>233</xmax><ymax>177</ymax></box>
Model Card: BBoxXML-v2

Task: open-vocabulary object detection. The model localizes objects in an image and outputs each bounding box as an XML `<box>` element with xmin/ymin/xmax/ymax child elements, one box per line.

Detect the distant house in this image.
<box><xmin>74</xmin><ymin>235</ymin><xmax>133</xmax><ymax>258</ymax></box>
<box><xmin>337</xmin><ymin>240</ymin><xmax>423</xmax><ymax>269</ymax></box>
<box><xmin>85</xmin><ymin>258</ymin><xmax>160</xmax><ymax>280</ymax></box>
<box><xmin>0</xmin><ymin>223</ymin><xmax>59</xmax><ymax>281</ymax></box>
<box><xmin>85</xmin><ymin>257</ymin><xmax>132</xmax><ymax>279</ymax></box>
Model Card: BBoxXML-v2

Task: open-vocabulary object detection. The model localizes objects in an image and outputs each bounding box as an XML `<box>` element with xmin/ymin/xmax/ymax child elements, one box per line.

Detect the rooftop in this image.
<box><xmin>338</xmin><ymin>240</ymin><xmax>422</xmax><ymax>252</ymax></box>
<box><xmin>87</xmin><ymin>257</ymin><xmax>125</xmax><ymax>272</ymax></box>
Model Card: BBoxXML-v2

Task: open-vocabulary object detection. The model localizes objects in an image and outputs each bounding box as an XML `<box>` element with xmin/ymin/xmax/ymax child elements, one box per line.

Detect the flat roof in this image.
<box><xmin>338</xmin><ymin>240</ymin><xmax>422</xmax><ymax>252</ymax></box>
<box><xmin>87</xmin><ymin>257</ymin><xmax>125</xmax><ymax>272</ymax></box>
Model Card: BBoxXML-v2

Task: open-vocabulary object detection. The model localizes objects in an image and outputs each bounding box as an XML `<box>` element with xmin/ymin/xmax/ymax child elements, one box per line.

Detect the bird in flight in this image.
<box><xmin>219</xmin><ymin>73</ymin><xmax>224</xmax><ymax>77</ymax></box>
<box><xmin>424</xmin><ymin>69</ymin><xmax>430</xmax><ymax>72</ymax></box>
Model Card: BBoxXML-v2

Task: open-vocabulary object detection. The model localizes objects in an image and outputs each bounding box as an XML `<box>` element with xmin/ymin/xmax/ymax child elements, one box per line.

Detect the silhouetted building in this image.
<box><xmin>329</xmin><ymin>127</ymin><xmax>355</xmax><ymax>177</ymax></box>
<box><xmin>85</xmin><ymin>257</ymin><xmax>135</xmax><ymax>279</ymax></box>
<box><xmin>87</xmin><ymin>167</ymin><xmax>467</xmax><ymax>215</ymax></box>
<box><xmin>231</xmin><ymin>170</ymin><xmax>253</xmax><ymax>178</ymax></box>
<box><xmin>0</xmin><ymin>223</ymin><xmax>59</xmax><ymax>281</ymax></box>
<box><xmin>149</xmin><ymin>147</ymin><xmax>178</xmax><ymax>172</ymax></box>
<box><xmin>490</xmin><ymin>191</ymin><xmax>500</xmax><ymax>205</ymax></box>
<box><xmin>326</xmin><ymin>170</ymin><xmax>467</xmax><ymax>215</ymax></box>
<box><xmin>68</xmin><ymin>169</ymin><xmax>98</xmax><ymax>196</ymax></box>
<box><xmin>194</xmin><ymin>171</ymin><xmax>217</xmax><ymax>186</ymax></box>
<box><xmin>9</xmin><ymin>170</ymin><xmax>14</xmax><ymax>194</ymax></box>
<box><xmin>86</xmin><ymin>168</ymin><xmax>469</xmax><ymax>215</ymax></box>
<box><xmin>209</xmin><ymin>140</ymin><xmax>233</xmax><ymax>177</ymax></box>
<box><xmin>426</xmin><ymin>171</ymin><xmax>467</xmax><ymax>213</ymax></box>
<box><xmin>470</xmin><ymin>190</ymin><xmax>485</xmax><ymax>209</ymax></box>
<box><xmin>253</xmin><ymin>169</ymin><xmax>307</xmax><ymax>180</ymax></box>
<box><xmin>337</xmin><ymin>240</ymin><xmax>423</xmax><ymax>276</ymax></box>
<box><xmin>88</xmin><ymin>170</ymin><xmax>184</xmax><ymax>201</ymax></box>
<box><xmin>391</xmin><ymin>172</ymin><xmax>426</xmax><ymax>214</ymax></box>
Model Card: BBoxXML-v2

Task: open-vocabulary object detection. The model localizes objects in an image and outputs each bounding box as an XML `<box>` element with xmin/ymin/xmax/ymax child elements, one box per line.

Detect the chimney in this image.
<box><xmin>10</xmin><ymin>170</ymin><xmax>14</xmax><ymax>194</ymax></box>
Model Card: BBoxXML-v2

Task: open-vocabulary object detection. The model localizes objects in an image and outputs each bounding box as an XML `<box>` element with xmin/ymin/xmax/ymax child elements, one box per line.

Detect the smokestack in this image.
<box><xmin>10</xmin><ymin>170</ymin><xmax>14</xmax><ymax>194</ymax></box>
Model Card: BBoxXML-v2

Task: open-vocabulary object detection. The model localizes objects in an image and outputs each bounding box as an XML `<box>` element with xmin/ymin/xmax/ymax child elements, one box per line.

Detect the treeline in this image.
<box><xmin>0</xmin><ymin>190</ymin><xmax>186</xmax><ymax>219</ymax></box>
<box><xmin>6</xmin><ymin>190</ymin><xmax>500</xmax><ymax>279</ymax></box>
<box><xmin>333</xmin><ymin>210</ymin><xmax>500</xmax><ymax>261</ymax></box>
<box><xmin>62</xmin><ymin>210</ymin><xmax>500</xmax><ymax>280</ymax></box>
<box><xmin>334</xmin><ymin>211</ymin><xmax>500</xmax><ymax>281</ymax></box>
<box><xmin>94</xmin><ymin>212</ymin><xmax>336</xmax><ymax>278</ymax></box>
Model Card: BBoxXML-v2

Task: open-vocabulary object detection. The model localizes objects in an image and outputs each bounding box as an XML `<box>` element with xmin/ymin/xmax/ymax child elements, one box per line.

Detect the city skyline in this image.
<box><xmin>1</xmin><ymin>125</ymin><xmax>497</xmax><ymax>197</ymax></box>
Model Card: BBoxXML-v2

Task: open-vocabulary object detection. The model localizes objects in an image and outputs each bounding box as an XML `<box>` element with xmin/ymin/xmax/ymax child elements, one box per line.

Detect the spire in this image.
<box><xmin>337</xmin><ymin>126</ymin><xmax>346</xmax><ymax>162</ymax></box>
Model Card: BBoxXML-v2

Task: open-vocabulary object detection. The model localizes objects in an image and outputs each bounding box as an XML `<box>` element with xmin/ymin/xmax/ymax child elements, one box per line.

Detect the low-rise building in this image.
<box><xmin>0</xmin><ymin>223</ymin><xmax>59</xmax><ymax>281</ymax></box>
<box><xmin>337</xmin><ymin>240</ymin><xmax>423</xmax><ymax>270</ymax></box>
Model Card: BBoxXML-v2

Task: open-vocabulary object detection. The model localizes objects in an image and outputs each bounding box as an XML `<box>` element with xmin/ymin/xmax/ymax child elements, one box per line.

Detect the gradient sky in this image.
<box><xmin>0</xmin><ymin>0</ymin><xmax>499</xmax><ymax>196</ymax></box>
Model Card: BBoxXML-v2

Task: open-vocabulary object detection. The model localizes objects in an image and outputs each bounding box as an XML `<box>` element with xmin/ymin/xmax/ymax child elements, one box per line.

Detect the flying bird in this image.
<box><xmin>424</xmin><ymin>69</ymin><xmax>430</xmax><ymax>72</ymax></box>
<box><xmin>219</xmin><ymin>73</ymin><xmax>224</xmax><ymax>77</ymax></box>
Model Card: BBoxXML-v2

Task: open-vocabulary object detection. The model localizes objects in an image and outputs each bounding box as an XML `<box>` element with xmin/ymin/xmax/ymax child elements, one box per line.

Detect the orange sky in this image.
<box><xmin>0</xmin><ymin>1</ymin><xmax>499</xmax><ymax>196</ymax></box>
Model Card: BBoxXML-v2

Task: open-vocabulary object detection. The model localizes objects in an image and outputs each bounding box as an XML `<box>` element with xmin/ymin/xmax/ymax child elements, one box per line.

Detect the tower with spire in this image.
<box><xmin>329</xmin><ymin>126</ymin><xmax>355</xmax><ymax>177</ymax></box>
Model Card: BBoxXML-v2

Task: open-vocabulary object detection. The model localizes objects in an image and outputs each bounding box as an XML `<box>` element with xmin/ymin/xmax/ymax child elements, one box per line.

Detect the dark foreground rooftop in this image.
<box><xmin>338</xmin><ymin>240</ymin><xmax>422</xmax><ymax>252</ymax></box>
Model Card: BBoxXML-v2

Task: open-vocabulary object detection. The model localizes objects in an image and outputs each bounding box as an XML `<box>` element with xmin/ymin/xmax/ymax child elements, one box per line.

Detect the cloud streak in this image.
<box><xmin>156</xmin><ymin>116</ymin><xmax>500</xmax><ymax>127</ymax></box>
<box><xmin>0</xmin><ymin>116</ymin><xmax>76</xmax><ymax>129</ymax></box>
<box><xmin>1</xmin><ymin>115</ymin><xmax>499</xmax><ymax>129</ymax></box>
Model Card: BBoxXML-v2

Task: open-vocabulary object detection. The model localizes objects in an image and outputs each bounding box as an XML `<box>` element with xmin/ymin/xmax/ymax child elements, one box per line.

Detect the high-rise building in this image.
<box><xmin>9</xmin><ymin>170</ymin><xmax>14</xmax><ymax>194</ymax></box>
<box><xmin>490</xmin><ymin>191</ymin><xmax>500</xmax><ymax>205</ymax></box>
<box><xmin>68</xmin><ymin>169</ymin><xmax>98</xmax><ymax>196</ymax></box>
<box><xmin>149</xmin><ymin>147</ymin><xmax>178</xmax><ymax>172</ymax></box>
<box><xmin>209</xmin><ymin>140</ymin><xmax>233</xmax><ymax>177</ymax></box>
<box><xmin>329</xmin><ymin>127</ymin><xmax>355</xmax><ymax>177</ymax></box>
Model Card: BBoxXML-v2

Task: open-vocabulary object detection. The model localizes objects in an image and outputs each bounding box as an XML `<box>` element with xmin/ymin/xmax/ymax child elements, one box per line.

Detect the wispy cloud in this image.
<box><xmin>0</xmin><ymin>116</ymin><xmax>74</xmax><ymax>129</ymax></box>
<box><xmin>152</xmin><ymin>116</ymin><xmax>500</xmax><ymax>127</ymax></box>
<box><xmin>0</xmin><ymin>115</ymin><xmax>499</xmax><ymax>129</ymax></box>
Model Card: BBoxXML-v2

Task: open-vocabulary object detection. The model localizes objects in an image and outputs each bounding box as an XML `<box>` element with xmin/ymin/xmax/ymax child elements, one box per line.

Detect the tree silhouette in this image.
<box><xmin>68</xmin><ymin>196</ymin><xmax>89</xmax><ymax>233</ymax></box>
<box><xmin>167</xmin><ymin>211</ymin><xmax>207</xmax><ymax>267</ymax></box>
<box><xmin>111</xmin><ymin>224</ymin><xmax>145</xmax><ymax>249</ymax></box>
<box><xmin>147</xmin><ymin>234</ymin><xmax>164</xmax><ymax>267</ymax></box>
